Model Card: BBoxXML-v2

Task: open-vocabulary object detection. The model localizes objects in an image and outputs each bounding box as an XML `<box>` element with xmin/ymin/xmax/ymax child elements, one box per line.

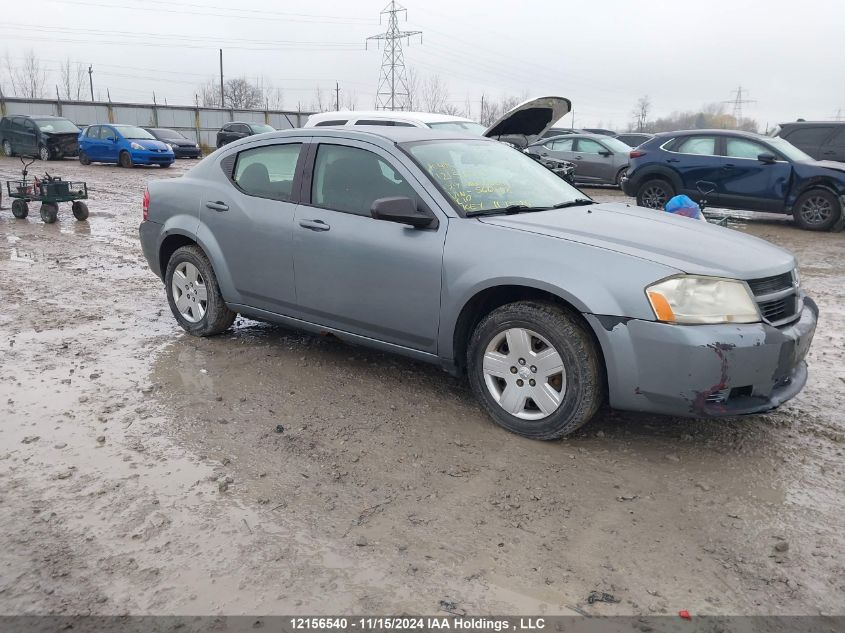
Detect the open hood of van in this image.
<box><xmin>483</xmin><ymin>96</ymin><xmax>571</xmax><ymax>139</ymax></box>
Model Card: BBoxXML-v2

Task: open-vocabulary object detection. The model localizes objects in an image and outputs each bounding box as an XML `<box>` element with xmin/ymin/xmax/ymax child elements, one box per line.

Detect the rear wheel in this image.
<box><xmin>615</xmin><ymin>167</ymin><xmax>627</xmax><ymax>187</ymax></box>
<box><xmin>79</xmin><ymin>151</ymin><xmax>91</xmax><ymax>166</ymax></box>
<box><xmin>71</xmin><ymin>201</ymin><xmax>89</xmax><ymax>221</ymax></box>
<box><xmin>636</xmin><ymin>178</ymin><xmax>675</xmax><ymax>209</ymax></box>
<box><xmin>11</xmin><ymin>199</ymin><xmax>28</xmax><ymax>219</ymax></box>
<box><xmin>467</xmin><ymin>301</ymin><xmax>604</xmax><ymax>440</ymax></box>
<box><xmin>38</xmin><ymin>145</ymin><xmax>51</xmax><ymax>161</ymax></box>
<box><xmin>40</xmin><ymin>202</ymin><xmax>59</xmax><ymax>224</ymax></box>
<box><xmin>164</xmin><ymin>245</ymin><xmax>235</xmax><ymax>336</ymax></box>
<box><xmin>2</xmin><ymin>140</ymin><xmax>13</xmax><ymax>157</ymax></box>
<box><xmin>793</xmin><ymin>189</ymin><xmax>841</xmax><ymax>231</ymax></box>
<box><xmin>119</xmin><ymin>151</ymin><xmax>133</xmax><ymax>168</ymax></box>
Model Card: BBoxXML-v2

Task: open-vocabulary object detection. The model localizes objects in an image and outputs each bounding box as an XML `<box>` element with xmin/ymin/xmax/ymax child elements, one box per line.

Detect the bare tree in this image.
<box><xmin>225</xmin><ymin>77</ymin><xmax>263</xmax><ymax>109</ymax></box>
<box><xmin>421</xmin><ymin>74</ymin><xmax>449</xmax><ymax>113</ymax></box>
<box><xmin>479</xmin><ymin>93</ymin><xmax>500</xmax><ymax>126</ymax></box>
<box><xmin>59</xmin><ymin>58</ymin><xmax>86</xmax><ymax>100</ymax></box>
<box><xmin>342</xmin><ymin>89</ymin><xmax>358</xmax><ymax>111</ymax></box>
<box><xmin>310</xmin><ymin>86</ymin><xmax>329</xmax><ymax>112</ymax></box>
<box><xmin>4</xmin><ymin>50</ymin><xmax>47</xmax><ymax>98</ymax></box>
<box><xmin>631</xmin><ymin>95</ymin><xmax>651</xmax><ymax>132</ymax></box>
<box><xmin>405</xmin><ymin>66</ymin><xmax>419</xmax><ymax>111</ymax></box>
<box><xmin>200</xmin><ymin>79</ymin><xmax>222</xmax><ymax>107</ymax></box>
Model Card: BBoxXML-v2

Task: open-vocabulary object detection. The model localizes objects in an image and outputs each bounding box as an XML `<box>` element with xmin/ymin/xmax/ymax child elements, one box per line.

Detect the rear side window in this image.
<box><xmin>725</xmin><ymin>138</ymin><xmax>771</xmax><ymax>159</ymax></box>
<box><xmin>825</xmin><ymin>127</ymin><xmax>845</xmax><ymax>147</ymax></box>
<box><xmin>549</xmin><ymin>138</ymin><xmax>574</xmax><ymax>151</ymax></box>
<box><xmin>86</xmin><ymin>126</ymin><xmax>101</xmax><ymax>139</ymax></box>
<box><xmin>314</xmin><ymin>120</ymin><xmax>348</xmax><ymax>126</ymax></box>
<box><xmin>311</xmin><ymin>144</ymin><xmax>419</xmax><ymax>216</ymax></box>
<box><xmin>675</xmin><ymin>136</ymin><xmax>716</xmax><ymax>155</ymax></box>
<box><xmin>354</xmin><ymin>119</ymin><xmax>414</xmax><ymax>126</ymax></box>
<box><xmin>233</xmin><ymin>143</ymin><xmax>302</xmax><ymax>201</ymax></box>
<box><xmin>785</xmin><ymin>127</ymin><xmax>832</xmax><ymax>146</ymax></box>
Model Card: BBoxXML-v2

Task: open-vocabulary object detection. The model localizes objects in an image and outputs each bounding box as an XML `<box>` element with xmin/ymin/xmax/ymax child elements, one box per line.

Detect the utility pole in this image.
<box><xmin>366</xmin><ymin>1</ymin><xmax>422</xmax><ymax>111</ymax></box>
<box><xmin>88</xmin><ymin>65</ymin><xmax>94</xmax><ymax>101</ymax></box>
<box><xmin>335</xmin><ymin>81</ymin><xmax>340</xmax><ymax>110</ymax></box>
<box><xmin>723</xmin><ymin>86</ymin><xmax>755</xmax><ymax>125</ymax></box>
<box><xmin>219</xmin><ymin>49</ymin><xmax>224</xmax><ymax>108</ymax></box>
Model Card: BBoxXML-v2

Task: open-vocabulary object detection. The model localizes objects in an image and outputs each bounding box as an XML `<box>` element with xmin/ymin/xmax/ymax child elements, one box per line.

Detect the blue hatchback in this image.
<box><xmin>78</xmin><ymin>124</ymin><xmax>174</xmax><ymax>168</ymax></box>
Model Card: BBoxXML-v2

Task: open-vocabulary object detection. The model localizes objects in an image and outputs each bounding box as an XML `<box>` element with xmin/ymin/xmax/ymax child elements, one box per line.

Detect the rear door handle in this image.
<box><xmin>722</xmin><ymin>164</ymin><xmax>735</xmax><ymax>169</ymax></box>
<box><xmin>298</xmin><ymin>219</ymin><xmax>331</xmax><ymax>232</ymax></box>
<box><xmin>822</xmin><ymin>151</ymin><xmax>835</xmax><ymax>155</ymax></box>
<box><xmin>205</xmin><ymin>201</ymin><xmax>229</xmax><ymax>212</ymax></box>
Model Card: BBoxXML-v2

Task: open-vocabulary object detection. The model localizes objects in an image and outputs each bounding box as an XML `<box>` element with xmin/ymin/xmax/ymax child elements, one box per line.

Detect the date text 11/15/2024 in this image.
<box><xmin>289</xmin><ymin>618</ymin><xmax>547</xmax><ymax>631</ymax></box>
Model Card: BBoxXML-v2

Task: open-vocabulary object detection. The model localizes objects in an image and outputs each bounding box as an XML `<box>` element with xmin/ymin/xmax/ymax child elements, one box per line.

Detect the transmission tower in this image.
<box><xmin>366</xmin><ymin>1</ymin><xmax>422</xmax><ymax>111</ymax></box>
<box><xmin>723</xmin><ymin>86</ymin><xmax>756</xmax><ymax>123</ymax></box>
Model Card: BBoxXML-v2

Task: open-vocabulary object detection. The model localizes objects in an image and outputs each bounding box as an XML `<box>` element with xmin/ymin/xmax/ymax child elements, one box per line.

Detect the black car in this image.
<box><xmin>773</xmin><ymin>121</ymin><xmax>845</xmax><ymax>163</ymax></box>
<box><xmin>143</xmin><ymin>128</ymin><xmax>202</xmax><ymax>158</ymax></box>
<box><xmin>622</xmin><ymin>129</ymin><xmax>845</xmax><ymax>231</ymax></box>
<box><xmin>216</xmin><ymin>121</ymin><xmax>275</xmax><ymax>148</ymax></box>
<box><xmin>0</xmin><ymin>115</ymin><xmax>80</xmax><ymax>160</ymax></box>
<box><xmin>615</xmin><ymin>132</ymin><xmax>654</xmax><ymax>148</ymax></box>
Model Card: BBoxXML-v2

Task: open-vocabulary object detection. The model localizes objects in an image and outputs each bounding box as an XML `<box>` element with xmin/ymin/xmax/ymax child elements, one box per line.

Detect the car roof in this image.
<box><xmin>535</xmin><ymin>132</ymin><xmax>615</xmax><ymax>143</ymax></box>
<box><xmin>650</xmin><ymin>129</ymin><xmax>769</xmax><ymax>140</ymax></box>
<box><xmin>251</xmin><ymin>126</ymin><xmax>490</xmax><ymax>145</ymax></box>
<box><xmin>779</xmin><ymin>120</ymin><xmax>844</xmax><ymax>126</ymax></box>
<box><xmin>307</xmin><ymin>110</ymin><xmax>475</xmax><ymax>125</ymax></box>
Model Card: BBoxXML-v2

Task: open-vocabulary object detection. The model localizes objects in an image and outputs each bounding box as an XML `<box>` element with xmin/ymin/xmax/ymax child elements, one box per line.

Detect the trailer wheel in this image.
<box><xmin>40</xmin><ymin>202</ymin><xmax>59</xmax><ymax>224</ymax></box>
<box><xmin>12</xmin><ymin>199</ymin><xmax>29</xmax><ymax>219</ymax></box>
<box><xmin>72</xmin><ymin>201</ymin><xmax>89</xmax><ymax>221</ymax></box>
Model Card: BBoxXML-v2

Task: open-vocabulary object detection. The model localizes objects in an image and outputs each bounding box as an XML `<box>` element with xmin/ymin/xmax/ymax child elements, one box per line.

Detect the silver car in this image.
<box><xmin>525</xmin><ymin>132</ymin><xmax>632</xmax><ymax>186</ymax></box>
<box><xmin>139</xmin><ymin>127</ymin><xmax>817</xmax><ymax>440</ymax></box>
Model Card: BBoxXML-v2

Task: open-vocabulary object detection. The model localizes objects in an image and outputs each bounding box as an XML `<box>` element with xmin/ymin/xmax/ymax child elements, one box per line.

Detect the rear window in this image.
<box><xmin>314</xmin><ymin>120</ymin><xmax>348</xmax><ymax>127</ymax></box>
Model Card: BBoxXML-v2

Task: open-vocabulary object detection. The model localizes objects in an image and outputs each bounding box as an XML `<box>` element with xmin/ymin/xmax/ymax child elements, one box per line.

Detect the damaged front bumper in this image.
<box><xmin>587</xmin><ymin>297</ymin><xmax>818</xmax><ymax>418</ymax></box>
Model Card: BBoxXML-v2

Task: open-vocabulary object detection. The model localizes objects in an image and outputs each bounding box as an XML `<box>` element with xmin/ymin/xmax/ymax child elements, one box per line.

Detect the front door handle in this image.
<box><xmin>574</xmin><ymin>155</ymin><xmax>583</xmax><ymax>159</ymax></box>
<box><xmin>205</xmin><ymin>201</ymin><xmax>229</xmax><ymax>212</ymax></box>
<box><xmin>299</xmin><ymin>219</ymin><xmax>331</xmax><ymax>232</ymax></box>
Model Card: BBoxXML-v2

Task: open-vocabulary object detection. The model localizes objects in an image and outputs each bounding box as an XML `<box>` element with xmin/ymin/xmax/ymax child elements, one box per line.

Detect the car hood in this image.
<box><xmin>484</xmin><ymin>96</ymin><xmax>571</xmax><ymax>139</ymax></box>
<box><xmin>43</xmin><ymin>132</ymin><xmax>80</xmax><ymax>144</ymax></box>
<box><xmin>130</xmin><ymin>139</ymin><xmax>171</xmax><ymax>151</ymax></box>
<box><xmin>478</xmin><ymin>202</ymin><xmax>795</xmax><ymax>279</ymax></box>
<box><xmin>795</xmin><ymin>159</ymin><xmax>845</xmax><ymax>175</ymax></box>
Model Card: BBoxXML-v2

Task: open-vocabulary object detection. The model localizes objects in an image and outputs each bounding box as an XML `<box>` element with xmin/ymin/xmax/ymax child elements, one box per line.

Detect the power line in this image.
<box><xmin>366</xmin><ymin>1</ymin><xmax>422</xmax><ymax>111</ymax></box>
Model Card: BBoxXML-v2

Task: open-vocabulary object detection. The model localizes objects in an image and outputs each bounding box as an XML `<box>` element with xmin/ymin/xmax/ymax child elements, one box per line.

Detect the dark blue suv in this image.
<box><xmin>622</xmin><ymin>129</ymin><xmax>845</xmax><ymax>231</ymax></box>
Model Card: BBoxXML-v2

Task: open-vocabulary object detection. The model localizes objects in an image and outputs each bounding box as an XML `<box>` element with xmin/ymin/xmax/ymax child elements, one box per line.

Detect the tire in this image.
<box><xmin>615</xmin><ymin>168</ymin><xmax>627</xmax><ymax>187</ymax></box>
<box><xmin>72</xmin><ymin>201</ymin><xmax>89</xmax><ymax>221</ymax></box>
<box><xmin>40</xmin><ymin>202</ymin><xmax>59</xmax><ymax>224</ymax></box>
<box><xmin>793</xmin><ymin>189</ymin><xmax>842</xmax><ymax>231</ymax></box>
<box><xmin>11</xmin><ymin>199</ymin><xmax>28</xmax><ymax>219</ymax></box>
<box><xmin>159</xmin><ymin>162</ymin><xmax>173</xmax><ymax>168</ymax></box>
<box><xmin>38</xmin><ymin>145</ymin><xmax>51</xmax><ymax>161</ymax></box>
<box><xmin>467</xmin><ymin>301</ymin><xmax>604</xmax><ymax>440</ymax></box>
<box><xmin>2</xmin><ymin>140</ymin><xmax>13</xmax><ymax>157</ymax></box>
<box><xmin>119</xmin><ymin>151</ymin><xmax>133</xmax><ymax>168</ymax></box>
<box><xmin>79</xmin><ymin>151</ymin><xmax>91</xmax><ymax>166</ymax></box>
<box><xmin>636</xmin><ymin>178</ymin><xmax>675</xmax><ymax>209</ymax></box>
<box><xmin>164</xmin><ymin>245</ymin><xmax>235</xmax><ymax>336</ymax></box>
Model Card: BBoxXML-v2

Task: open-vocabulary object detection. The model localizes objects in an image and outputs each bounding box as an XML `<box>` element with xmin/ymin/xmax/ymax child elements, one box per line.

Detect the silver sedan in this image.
<box><xmin>525</xmin><ymin>132</ymin><xmax>632</xmax><ymax>186</ymax></box>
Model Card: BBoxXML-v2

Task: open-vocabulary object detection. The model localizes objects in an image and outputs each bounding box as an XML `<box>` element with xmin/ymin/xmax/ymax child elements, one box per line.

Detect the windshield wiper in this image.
<box><xmin>466</xmin><ymin>199</ymin><xmax>595</xmax><ymax>217</ymax></box>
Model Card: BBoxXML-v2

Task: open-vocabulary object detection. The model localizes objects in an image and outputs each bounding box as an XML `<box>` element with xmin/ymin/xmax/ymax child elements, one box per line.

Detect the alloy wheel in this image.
<box><xmin>171</xmin><ymin>261</ymin><xmax>208</xmax><ymax>323</ymax></box>
<box><xmin>482</xmin><ymin>327</ymin><xmax>566</xmax><ymax>420</ymax></box>
<box><xmin>641</xmin><ymin>185</ymin><xmax>668</xmax><ymax>208</ymax></box>
<box><xmin>799</xmin><ymin>195</ymin><xmax>833</xmax><ymax>226</ymax></box>
<box><xmin>39</xmin><ymin>145</ymin><xmax>50</xmax><ymax>161</ymax></box>
<box><xmin>2</xmin><ymin>140</ymin><xmax>12</xmax><ymax>156</ymax></box>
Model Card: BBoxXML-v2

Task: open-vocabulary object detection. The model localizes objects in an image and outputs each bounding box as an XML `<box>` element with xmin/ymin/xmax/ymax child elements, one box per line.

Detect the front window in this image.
<box><xmin>404</xmin><ymin>139</ymin><xmax>585</xmax><ymax>215</ymax></box>
<box><xmin>725</xmin><ymin>138</ymin><xmax>771</xmax><ymax>160</ymax></box>
<box><xmin>596</xmin><ymin>137</ymin><xmax>632</xmax><ymax>153</ymax></box>
<box><xmin>766</xmin><ymin>136</ymin><xmax>812</xmax><ymax>162</ymax></box>
<box><xmin>114</xmin><ymin>125</ymin><xmax>154</xmax><ymax>140</ymax></box>
<box><xmin>35</xmin><ymin>119</ymin><xmax>79</xmax><ymax>134</ymax></box>
<box><xmin>249</xmin><ymin>123</ymin><xmax>275</xmax><ymax>134</ymax></box>
<box><xmin>427</xmin><ymin>121</ymin><xmax>488</xmax><ymax>135</ymax></box>
<box><xmin>577</xmin><ymin>139</ymin><xmax>607</xmax><ymax>154</ymax></box>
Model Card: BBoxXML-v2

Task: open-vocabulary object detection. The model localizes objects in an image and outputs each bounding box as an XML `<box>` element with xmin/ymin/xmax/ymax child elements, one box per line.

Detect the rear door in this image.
<box><xmin>820</xmin><ymin>127</ymin><xmax>845</xmax><ymax>163</ymax></box>
<box><xmin>665</xmin><ymin>135</ymin><xmax>723</xmax><ymax>200</ymax></box>
<box><xmin>717</xmin><ymin>136</ymin><xmax>792</xmax><ymax>212</ymax></box>
<box><xmin>81</xmin><ymin>126</ymin><xmax>102</xmax><ymax>160</ymax></box>
<box><xmin>781</xmin><ymin>126</ymin><xmax>833</xmax><ymax>160</ymax></box>
<box><xmin>540</xmin><ymin>137</ymin><xmax>576</xmax><ymax>162</ymax></box>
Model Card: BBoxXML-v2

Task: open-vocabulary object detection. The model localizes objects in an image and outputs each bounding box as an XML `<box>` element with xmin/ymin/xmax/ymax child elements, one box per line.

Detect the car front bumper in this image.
<box><xmin>172</xmin><ymin>146</ymin><xmax>202</xmax><ymax>158</ymax></box>
<box><xmin>131</xmin><ymin>150</ymin><xmax>174</xmax><ymax>165</ymax></box>
<box><xmin>586</xmin><ymin>297</ymin><xmax>818</xmax><ymax>417</ymax></box>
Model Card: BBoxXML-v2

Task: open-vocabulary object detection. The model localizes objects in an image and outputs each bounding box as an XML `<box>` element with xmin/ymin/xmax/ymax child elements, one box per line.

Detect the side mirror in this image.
<box><xmin>371</xmin><ymin>197</ymin><xmax>437</xmax><ymax>229</ymax></box>
<box><xmin>758</xmin><ymin>153</ymin><xmax>777</xmax><ymax>164</ymax></box>
<box><xmin>599</xmin><ymin>150</ymin><xmax>613</xmax><ymax>157</ymax></box>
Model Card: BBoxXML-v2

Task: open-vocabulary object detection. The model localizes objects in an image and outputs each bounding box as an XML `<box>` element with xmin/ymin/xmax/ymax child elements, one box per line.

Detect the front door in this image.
<box><xmin>573</xmin><ymin>138</ymin><xmax>613</xmax><ymax>182</ymax></box>
<box><xmin>100</xmin><ymin>126</ymin><xmax>120</xmax><ymax>163</ymax></box>
<box><xmin>199</xmin><ymin>140</ymin><xmax>306</xmax><ymax>313</ymax></box>
<box><xmin>292</xmin><ymin>140</ymin><xmax>446</xmax><ymax>353</ymax></box>
<box><xmin>20</xmin><ymin>119</ymin><xmax>39</xmax><ymax>156</ymax></box>
<box><xmin>821</xmin><ymin>127</ymin><xmax>845</xmax><ymax>163</ymax></box>
<box><xmin>717</xmin><ymin>136</ymin><xmax>793</xmax><ymax>212</ymax></box>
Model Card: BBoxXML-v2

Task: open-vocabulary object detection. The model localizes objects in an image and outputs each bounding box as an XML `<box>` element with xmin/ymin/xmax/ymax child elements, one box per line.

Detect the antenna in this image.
<box><xmin>366</xmin><ymin>1</ymin><xmax>422</xmax><ymax>111</ymax></box>
<box><xmin>723</xmin><ymin>86</ymin><xmax>756</xmax><ymax>124</ymax></box>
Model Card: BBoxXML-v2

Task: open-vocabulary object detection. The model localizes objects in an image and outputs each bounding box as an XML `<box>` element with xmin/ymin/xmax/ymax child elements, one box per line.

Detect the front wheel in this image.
<box><xmin>467</xmin><ymin>301</ymin><xmax>605</xmax><ymax>440</ymax></box>
<box><xmin>38</xmin><ymin>145</ymin><xmax>51</xmax><ymax>161</ymax></box>
<box><xmin>72</xmin><ymin>201</ymin><xmax>89</xmax><ymax>221</ymax></box>
<box><xmin>119</xmin><ymin>151</ymin><xmax>133</xmax><ymax>168</ymax></box>
<box><xmin>159</xmin><ymin>162</ymin><xmax>173</xmax><ymax>168</ymax></box>
<box><xmin>636</xmin><ymin>178</ymin><xmax>675</xmax><ymax>209</ymax></box>
<box><xmin>40</xmin><ymin>202</ymin><xmax>59</xmax><ymax>224</ymax></box>
<box><xmin>164</xmin><ymin>245</ymin><xmax>235</xmax><ymax>336</ymax></box>
<box><xmin>2</xmin><ymin>140</ymin><xmax>13</xmax><ymax>157</ymax></box>
<box><xmin>793</xmin><ymin>189</ymin><xmax>842</xmax><ymax>231</ymax></box>
<box><xmin>11</xmin><ymin>199</ymin><xmax>28</xmax><ymax>219</ymax></box>
<box><xmin>79</xmin><ymin>151</ymin><xmax>91</xmax><ymax>166</ymax></box>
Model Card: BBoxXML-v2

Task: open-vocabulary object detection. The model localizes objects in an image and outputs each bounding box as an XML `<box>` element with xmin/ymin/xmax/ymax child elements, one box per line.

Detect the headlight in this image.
<box><xmin>130</xmin><ymin>142</ymin><xmax>144</xmax><ymax>150</ymax></box>
<box><xmin>646</xmin><ymin>275</ymin><xmax>760</xmax><ymax>324</ymax></box>
<box><xmin>195</xmin><ymin>143</ymin><xmax>200</xmax><ymax>148</ymax></box>
<box><xmin>165</xmin><ymin>143</ymin><xmax>173</xmax><ymax>151</ymax></box>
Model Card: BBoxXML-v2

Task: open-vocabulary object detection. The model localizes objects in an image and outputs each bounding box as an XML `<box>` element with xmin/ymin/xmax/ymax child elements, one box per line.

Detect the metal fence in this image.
<box><xmin>0</xmin><ymin>96</ymin><xmax>312</xmax><ymax>151</ymax></box>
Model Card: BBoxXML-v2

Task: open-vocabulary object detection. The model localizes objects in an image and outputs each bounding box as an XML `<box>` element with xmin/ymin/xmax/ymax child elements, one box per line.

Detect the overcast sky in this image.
<box><xmin>3</xmin><ymin>0</ymin><xmax>843</xmax><ymax>130</ymax></box>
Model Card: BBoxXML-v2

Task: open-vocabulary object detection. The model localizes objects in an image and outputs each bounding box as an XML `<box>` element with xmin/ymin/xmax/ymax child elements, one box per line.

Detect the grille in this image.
<box><xmin>747</xmin><ymin>272</ymin><xmax>793</xmax><ymax>296</ymax></box>
<box><xmin>759</xmin><ymin>297</ymin><xmax>794</xmax><ymax>323</ymax></box>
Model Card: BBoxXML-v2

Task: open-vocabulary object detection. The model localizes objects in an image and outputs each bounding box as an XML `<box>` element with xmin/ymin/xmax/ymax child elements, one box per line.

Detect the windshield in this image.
<box><xmin>404</xmin><ymin>139</ymin><xmax>586</xmax><ymax>215</ymax></box>
<box><xmin>427</xmin><ymin>121</ymin><xmax>488</xmax><ymax>135</ymax></box>
<box><xmin>250</xmin><ymin>123</ymin><xmax>275</xmax><ymax>134</ymax></box>
<box><xmin>767</xmin><ymin>136</ymin><xmax>813</xmax><ymax>162</ymax></box>
<box><xmin>152</xmin><ymin>128</ymin><xmax>185</xmax><ymax>140</ymax></box>
<box><xmin>114</xmin><ymin>125</ymin><xmax>155</xmax><ymax>140</ymax></box>
<box><xmin>35</xmin><ymin>119</ymin><xmax>79</xmax><ymax>134</ymax></box>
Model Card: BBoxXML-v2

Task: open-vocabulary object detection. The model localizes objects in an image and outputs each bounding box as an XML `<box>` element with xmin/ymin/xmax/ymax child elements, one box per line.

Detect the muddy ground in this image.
<box><xmin>0</xmin><ymin>155</ymin><xmax>843</xmax><ymax>617</ymax></box>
